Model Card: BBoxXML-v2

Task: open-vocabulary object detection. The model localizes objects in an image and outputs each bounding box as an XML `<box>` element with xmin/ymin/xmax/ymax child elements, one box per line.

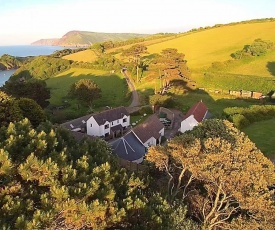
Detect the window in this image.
<box><xmin>111</xmin><ymin>122</ymin><xmax>113</xmax><ymax>125</ymax></box>
<box><xmin>90</xmin><ymin>124</ymin><xmax>92</xmax><ymax>127</ymax></box>
<box><xmin>117</xmin><ymin>120</ymin><xmax>119</xmax><ymax>124</ymax></box>
<box><xmin>123</xmin><ymin>118</ymin><xmax>127</xmax><ymax>123</ymax></box>
<box><xmin>105</xmin><ymin>124</ymin><xmax>109</xmax><ymax>129</ymax></box>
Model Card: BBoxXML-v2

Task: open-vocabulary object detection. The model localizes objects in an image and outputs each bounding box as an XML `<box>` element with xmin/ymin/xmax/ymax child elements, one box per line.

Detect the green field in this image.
<box><xmin>58</xmin><ymin>21</ymin><xmax>275</xmax><ymax>116</ymax></box>
<box><xmin>63</xmin><ymin>49</ymin><xmax>99</xmax><ymax>63</ymax></box>
<box><xmin>46</xmin><ymin>68</ymin><xmax>130</xmax><ymax>115</ymax></box>
<box><xmin>227</xmin><ymin>50</ymin><xmax>275</xmax><ymax>77</ymax></box>
<box><xmin>243</xmin><ymin>119</ymin><xmax>275</xmax><ymax>160</ymax></box>
<box><xmin>147</xmin><ymin>21</ymin><xmax>275</xmax><ymax>70</ymax></box>
<box><xmin>194</xmin><ymin>72</ymin><xmax>275</xmax><ymax>94</ymax></box>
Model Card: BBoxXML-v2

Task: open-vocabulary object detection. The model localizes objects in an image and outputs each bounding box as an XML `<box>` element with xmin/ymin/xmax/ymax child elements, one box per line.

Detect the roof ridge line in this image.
<box><xmin>123</xmin><ymin>138</ymin><xmax>135</xmax><ymax>154</ymax></box>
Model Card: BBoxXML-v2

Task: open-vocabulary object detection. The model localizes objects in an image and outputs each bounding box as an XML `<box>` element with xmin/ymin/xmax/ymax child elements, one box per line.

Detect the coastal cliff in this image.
<box><xmin>31</xmin><ymin>30</ymin><xmax>148</xmax><ymax>47</ymax></box>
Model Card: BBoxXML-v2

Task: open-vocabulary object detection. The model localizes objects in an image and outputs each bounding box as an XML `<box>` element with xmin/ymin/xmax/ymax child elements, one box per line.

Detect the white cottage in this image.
<box><xmin>86</xmin><ymin>107</ymin><xmax>130</xmax><ymax>138</ymax></box>
<box><xmin>132</xmin><ymin>114</ymin><xmax>165</xmax><ymax>148</ymax></box>
<box><xmin>179</xmin><ymin>101</ymin><xmax>209</xmax><ymax>133</ymax></box>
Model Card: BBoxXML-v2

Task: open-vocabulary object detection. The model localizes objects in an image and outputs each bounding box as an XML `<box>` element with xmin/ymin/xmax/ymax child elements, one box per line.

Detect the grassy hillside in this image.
<box><xmin>63</xmin><ymin>34</ymin><xmax>180</xmax><ymax>62</ymax></box>
<box><xmin>32</xmin><ymin>31</ymin><xmax>149</xmax><ymax>47</ymax></box>
<box><xmin>147</xmin><ymin>21</ymin><xmax>275</xmax><ymax>69</ymax></box>
<box><xmin>63</xmin><ymin>49</ymin><xmax>99</xmax><ymax>63</ymax></box>
<box><xmin>226</xmin><ymin>50</ymin><xmax>275</xmax><ymax>77</ymax></box>
<box><xmin>46</xmin><ymin>68</ymin><xmax>130</xmax><ymax>118</ymax></box>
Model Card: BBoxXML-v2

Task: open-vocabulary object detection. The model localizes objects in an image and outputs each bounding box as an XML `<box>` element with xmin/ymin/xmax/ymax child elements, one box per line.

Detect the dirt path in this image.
<box><xmin>122</xmin><ymin>69</ymin><xmax>140</xmax><ymax>108</ymax></box>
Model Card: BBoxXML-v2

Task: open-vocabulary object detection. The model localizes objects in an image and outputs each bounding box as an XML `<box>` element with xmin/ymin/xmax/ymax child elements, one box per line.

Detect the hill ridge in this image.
<box><xmin>31</xmin><ymin>30</ymin><xmax>149</xmax><ymax>47</ymax></box>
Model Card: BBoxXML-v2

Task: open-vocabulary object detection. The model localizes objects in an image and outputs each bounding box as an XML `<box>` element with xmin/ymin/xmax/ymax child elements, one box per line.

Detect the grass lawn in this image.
<box><xmin>242</xmin><ymin>119</ymin><xmax>275</xmax><ymax>160</ymax></box>
<box><xmin>46</xmin><ymin>68</ymin><xmax>130</xmax><ymax>119</ymax></box>
<box><xmin>130</xmin><ymin>114</ymin><xmax>149</xmax><ymax>126</ymax></box>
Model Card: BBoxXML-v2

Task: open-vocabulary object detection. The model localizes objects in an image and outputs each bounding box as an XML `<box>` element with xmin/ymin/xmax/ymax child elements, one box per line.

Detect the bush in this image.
<box><xmin>232</xmin><ymin>114</ymin><xmax>250</xmax><ymax>129</ymax></box>
<box><xmin>149</xmin><ymin>94</ymin><xmax>174</xmax><ymax>108</ymax></box>
<box><xmin>224</xmin><ymin>105</ymin><xmax>275</xmax><ymax>129</ymax></box>
<box><xmin>139</xmin><ymin>106</ymin><xmax>153</xmax><ymax>115</ymax></box>
<box><xmin>231</xmin><ymin>39</ymin><xmax>273</xmax><ymax>59</ymax></box>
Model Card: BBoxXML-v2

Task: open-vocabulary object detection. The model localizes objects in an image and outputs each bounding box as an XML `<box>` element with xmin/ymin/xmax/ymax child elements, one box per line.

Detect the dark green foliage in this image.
<box><xmin>69</xmin><ymin>79</ymin><xmax>102</xmax><ymax>106</ymax></box>
<box><xmin>11</xmin><ymin>56</ymin><xmax>72</xmax><ymax>80</ymax></box>
<box><xmin>0</xmin><ymin>91</ymin><xmax>46</xmax><ymax>127</ymax></box>
<box><xmin>93</xmin><ymin>54</ymin><xmax>123</xmax><ymax>70</ymax></box>
<box><xmin>16</xmin><ymin>98</ymin><xmax>46</xmax><ymax>127</ymax></box>
<box><xmin>2</xmin><ymin>79</ymin><xmax>50</xmax><ymax>108</ymax></box>
<box><xmin>223</xmin><ymin>105</ymin><xmax>275</xmax><ymax>129</ymax></box>
<box><xmin>138</xmin><ymin>106</ymin><xmax>153</xmax><ymax>115</ymax></box>
<box><xmin>71</xmin><ymin>54</ymin><xmax>123</xmax><ymax>71</ymax></box>
<box><xmin>91</xmin><ymin>41</ymin><xmax>115</xmax><ymax>53</ymax></box>
<box><xmin>231</xmin><ymin>114</ymin><xmax>250</xmax><ymax>129</ymax></box>
<box><xmin>90</xmin><ymin>33</ymin><xmax>176</xmax><ymax>52</ymax></box>
<box><xmin>231</xmin><ymin>38</ymin><xmax>273</xmax><ymax>59</ymax></box>
<box><xmin>0</xmin><ymin>54</ymin><xmax>30</xmax><ymax>70</ymax></box>
<box><xmin>0</xmin><ymin>119</ymin><xmax>191</xmax><ymax>229</ymax></box>
<box><xmin>0</xmin><ymin>91</ymin><xmax>23</xmax><ymax>126</ymax></box>
<box><xmin>169</xmin><ymin>202</ymin><xmax>199</xmax><ymax>230</ymax></box>
<box><xmin>190</xmin><ymin>118</ymin><xmax>236</xmax><ymax>143</ymax></box>
<box><xmin>50</xmin><ymin>48</ymin><xmax>87</xmax><ymax>58</ymax></box>
<box><xmin>149</xmin><ymin>94</ymin><xmax>174</xmax><ymax>108</ymax></box>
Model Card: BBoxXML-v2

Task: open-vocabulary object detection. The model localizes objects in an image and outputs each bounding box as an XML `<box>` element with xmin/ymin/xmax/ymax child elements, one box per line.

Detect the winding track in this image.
<box><xmin>121</xmin><ymin>69</ymin><xmax>140</xmax><ymax>110</ymax></box>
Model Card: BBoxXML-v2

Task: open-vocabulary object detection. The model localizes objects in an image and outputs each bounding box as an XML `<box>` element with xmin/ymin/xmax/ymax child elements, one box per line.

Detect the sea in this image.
<box><xmin>0</xmin><ymin>45</ymin><xmax>63</xmax><ymax>86</ymax></box>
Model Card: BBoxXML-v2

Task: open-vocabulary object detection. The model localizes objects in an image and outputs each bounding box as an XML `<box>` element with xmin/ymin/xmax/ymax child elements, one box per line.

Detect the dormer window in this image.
<box><xmin>105</xmin><ymin>124</ymin><xmax>109</xmax><ymax>129</ymax></box>
<box><xmin>123</xmin><ymin>118</ymin><xmax>127</xmax><ymax>123</ymax></box>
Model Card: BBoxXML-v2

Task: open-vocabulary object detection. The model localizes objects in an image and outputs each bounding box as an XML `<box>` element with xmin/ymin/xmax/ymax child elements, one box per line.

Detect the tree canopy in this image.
<box><xmin>0</xmin><ymin>54</ymin><xmax>29</xmax><ymax>70</ymax></box>
<box><xmin>231</xmin><ymin>38</ymin><xmax>273</xmax><ymax>59</ymax></box>
<box><xmin>11</xmin><ymin>56</ymin><xmax>72</xmax><ymax>80</ymax></box>
<box><xmin>122</xmin><ymin>44</ymin><xmax>148</xmax><ymax>81</ymax></box>
<box><xmin>2</xmin><ymin>79</ymin><xmax>51</xmax><ymax>108</ymax></box>
<box><xmin>152</xmin><ymin>48</ymin><xmax>190</xmax><ymax>80</ymax></box>
<box><xmin>69</xmin><ymin>79</ymin><xmax>102</xmax><ymax>106</ymax></box>
<box><xmin>0</xmin><ymin>119</ymin><xmax>197</xmax><ymax>229</ymax></box>
<box><xmin>0</xmin><ymin>91</ymin><xmax>45</xmax><ymax>127</ymax></box>
<box><xmin>146</xmin><ymin>119</ymin><xmax>275</xmax><ymax>229</ymax></box>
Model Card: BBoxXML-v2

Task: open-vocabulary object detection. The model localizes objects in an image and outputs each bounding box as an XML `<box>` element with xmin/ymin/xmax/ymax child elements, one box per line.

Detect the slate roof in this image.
<box><xmin>69</xmin><ymin>131</ymin><xmax>97</xmax><ymax>142</ymax></box>
<box><xmin>61</xmin><ymin>114</ymin><xmax>91</xmax><ymax>130</ymax></box>
<box><xmin>184</xmin><ymin>101</ymin><xmax>208</xmax><ymax>122</ymax></box>
<box><xmin>132</xmin><ymin>114</ymin><xmax>164</xmax><ymax>143</ymax></box>
<box><xmin>93</xmin><ymin>106</ymin><xmax>129</xmax><ymax>125</ymax></box>
<box><xmin>111</xmin><ymin>131</ymin><xmax>146</xmax><ymax>161</ymax></box>
<box><xmin>61</xmin><ymin>106</ymin><xmax>129</xmax><ymax>130</ymax></box>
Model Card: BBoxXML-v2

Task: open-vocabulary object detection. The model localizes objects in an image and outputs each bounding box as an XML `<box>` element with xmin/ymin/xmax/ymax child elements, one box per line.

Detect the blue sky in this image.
<box><xmin>0</xmin><ymin>0</ymin><xmax>274</xmax><ymax>45</ymax></box>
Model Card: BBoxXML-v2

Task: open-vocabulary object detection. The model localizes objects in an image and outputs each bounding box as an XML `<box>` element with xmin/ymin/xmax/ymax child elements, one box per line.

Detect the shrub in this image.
<box><xmin>149</xmin><ymin>94</ymin><xmax>174</xmax><ymax>108</ymax></box>
<box><xmin>232</xmin><ymin>114</ymin><xmax>250</xmax><ymax>129</ymax></box>
<box><xmin>139</xmin><ymin>106</ymin><xmax>153</xmax><ymax>115</ymax></box>
<box><xmin>224</xmin><ymin>105</ymin><xmax>275</xmax><ymax>129</ymax></box>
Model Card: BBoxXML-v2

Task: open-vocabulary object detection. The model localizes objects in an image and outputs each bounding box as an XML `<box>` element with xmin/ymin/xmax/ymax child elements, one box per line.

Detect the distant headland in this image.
<box><xmin>31</xmin><ymin>30</ymin><xmax>149</xmax><ymax>47</ymax></box>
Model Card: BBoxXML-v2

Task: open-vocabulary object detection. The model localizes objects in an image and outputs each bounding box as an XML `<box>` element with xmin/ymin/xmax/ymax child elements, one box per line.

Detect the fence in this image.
<box><xmin>199</xmin><ymin>88</ymin><xmax>263</xmax><ymax>99</ymax></box>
